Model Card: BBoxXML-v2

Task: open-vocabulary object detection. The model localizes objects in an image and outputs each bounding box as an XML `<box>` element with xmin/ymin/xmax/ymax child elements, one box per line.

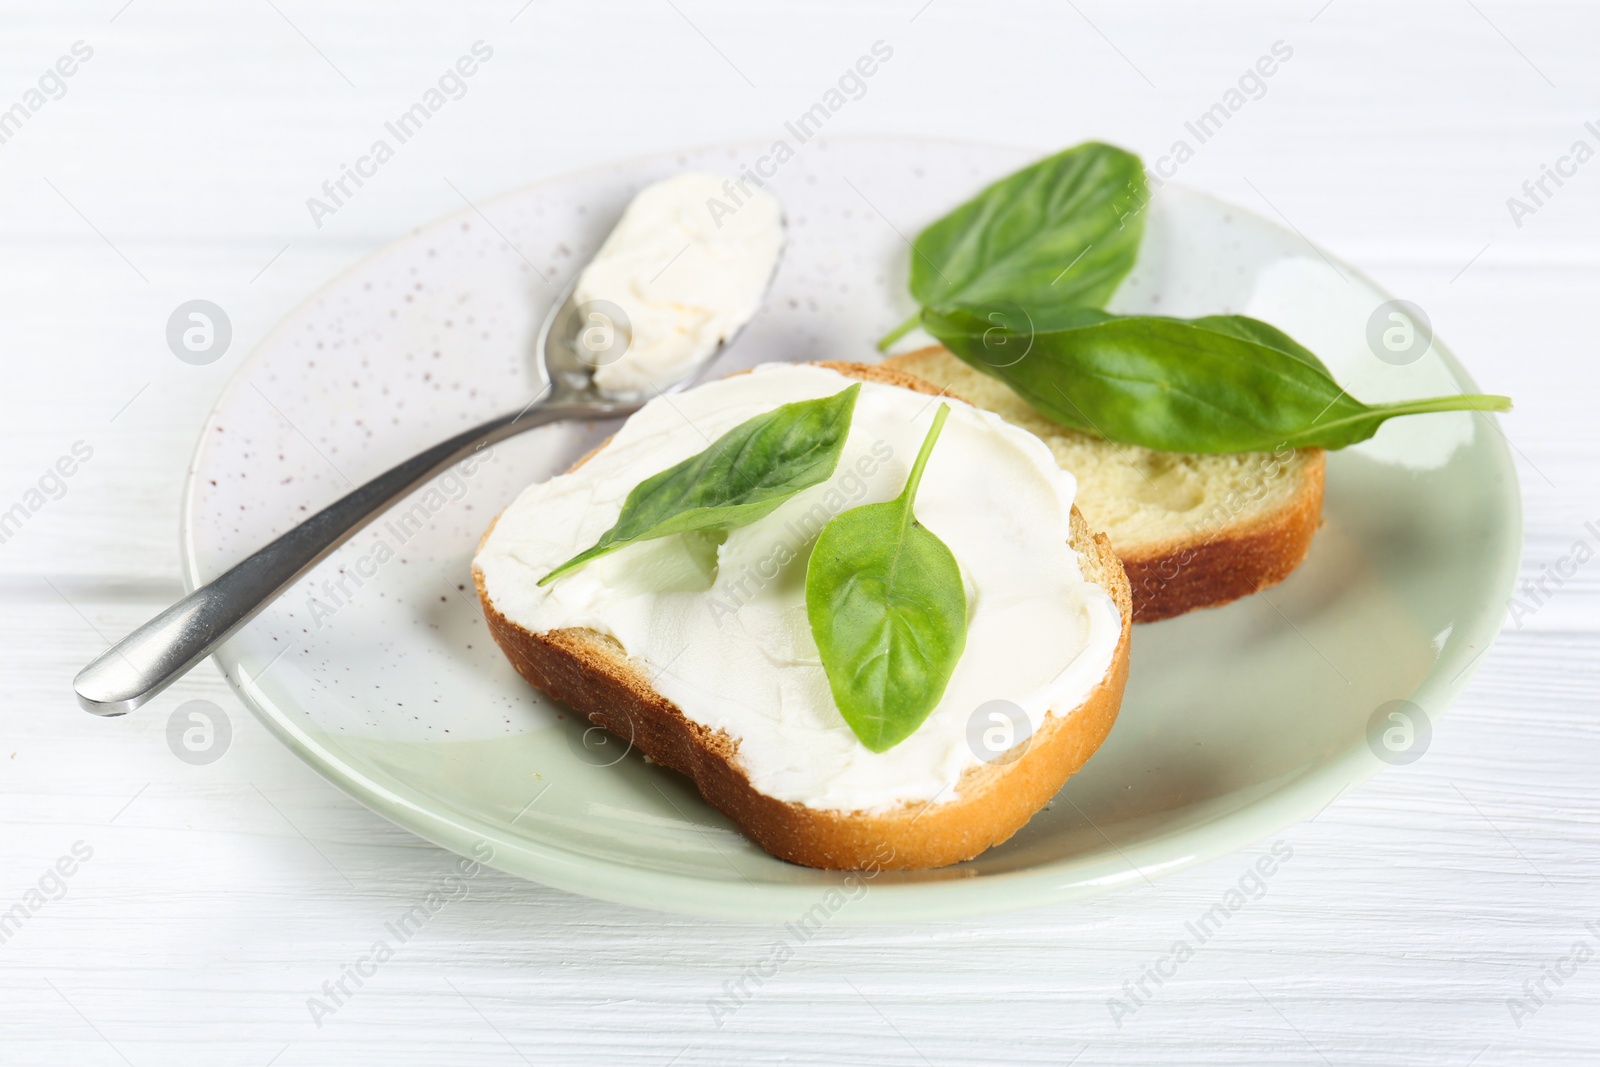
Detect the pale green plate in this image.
<box><xmin>183</xmin><ymin>138</ymin><xmax>1520</xmax><ymax>921</ymax></box>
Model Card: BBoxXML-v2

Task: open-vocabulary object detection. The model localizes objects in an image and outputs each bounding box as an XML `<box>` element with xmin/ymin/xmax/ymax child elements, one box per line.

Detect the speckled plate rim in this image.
<box><xmin>180</xmin><ymin>136</ymin><xmax>1522</xmax><ymax>922</ymax></box>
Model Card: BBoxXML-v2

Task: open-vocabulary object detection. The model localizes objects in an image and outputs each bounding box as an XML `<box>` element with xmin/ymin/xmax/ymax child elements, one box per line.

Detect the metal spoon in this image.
<box><xmin>74</xmin><ymin>226</ymin><xmax>784</xmax><ymax>716</ymax></box>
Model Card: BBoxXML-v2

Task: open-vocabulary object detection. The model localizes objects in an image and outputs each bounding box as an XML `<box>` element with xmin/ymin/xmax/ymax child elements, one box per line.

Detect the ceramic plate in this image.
<box><xmin>183</xmin><ymin>138</ymin><xmax>1520</xmax><ymax>921</ymax></box>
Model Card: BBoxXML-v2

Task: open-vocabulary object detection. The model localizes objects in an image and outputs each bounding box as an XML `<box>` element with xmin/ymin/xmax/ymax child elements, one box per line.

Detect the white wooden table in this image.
<box><xmin>3</xmin><ymin>2</ymin><xmax>1596</xmax><ymax>1064</ymax></box>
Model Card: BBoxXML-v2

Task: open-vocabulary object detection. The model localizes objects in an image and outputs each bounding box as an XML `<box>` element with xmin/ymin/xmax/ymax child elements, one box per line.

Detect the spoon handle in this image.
<box><xmin>74</xmin><ymin>398</ymin><xmax>611</xmax><ymax>716</ymax></box>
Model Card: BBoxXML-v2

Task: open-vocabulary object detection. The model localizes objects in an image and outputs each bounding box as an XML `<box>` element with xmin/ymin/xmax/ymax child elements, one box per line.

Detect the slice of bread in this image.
<box><xmin>883</xmin><ymin>346</ymin><xmax>1325</xmax><ymax>623</ymax></box>
<box><xmin>474</xmin><ymin>362</ymin><xmax>1132</xmax><ymax>871</ymax></box>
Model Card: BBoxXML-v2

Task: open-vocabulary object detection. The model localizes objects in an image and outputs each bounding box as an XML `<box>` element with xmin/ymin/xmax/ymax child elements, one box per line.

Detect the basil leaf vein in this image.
<box><xmin>540</xmin><ymin>384</ymin><xmax>861</xmax><ymax>585</ymax></box>
<box><xmin>806</xmin><ymin>404</ymin><xmax>967</xmax><ymax>753</ymax></box>
<box><xmin>924</xmin><ymin>308</ymin><xmax>1510</xmax><ymax>453</ymax></box>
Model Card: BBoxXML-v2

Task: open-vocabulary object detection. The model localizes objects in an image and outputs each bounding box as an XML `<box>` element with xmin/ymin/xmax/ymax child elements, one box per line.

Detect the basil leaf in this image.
<box><xmin>947</xmin><ymin>303</ymin><xmax>1330</xmax><ymax>378</ymax></box>
<box><xmin>806</xmin><ymin>404</ymin><xmax>967</xmax><ymax>753</ymax></box>
<box><xmin>540</xmin><ymin>384</ymin><xmax>861</xmax><ymax>585</ymax></box>
<box><xmin>877</xmin><ymin>142</ymin><xmax>1148</xmax><ymax>350</ymax></box>
<box><xmin>924</xmin><ymin>308</ymin><xmax>1511</xmax><ymax>453</ymax></box>
<box><xmin>1189</xmin><ymin>315</ymin><xmax>1333</xmax><ymax>376</ymax></box>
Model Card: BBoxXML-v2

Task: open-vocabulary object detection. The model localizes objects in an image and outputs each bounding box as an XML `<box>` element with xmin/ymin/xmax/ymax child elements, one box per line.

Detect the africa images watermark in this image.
<box><xmin>305</xmin><ymin>41</ymin><xmax>495</xmax><ymax>229</ymax></box>
<box><xmin>705</xmin><ymin>842</ymin><xmax>896</xmax><ymax>1029</ymax></box>
<box><xmin>1144</xmin><ymin>39</ymin><xmax>1294</xmax><ymax>189</ymax></box>
<box><xmin>706</xmin><ymin>438</ymin><xmax>894</xmax><ymax>626</ymax></box>
<box><xmin>304</xmin><ymin>446</ymin><xmax>494</xmax><ymax>628</ymax></box>
<box><xmin>703</xmin><ymin>40</ymin><xmax>895</xmax><ymax>228</ymax></box>
<box><xmin>305</xmin><ymin>841</ymin><xmax>494</xmax><ymax>1028</ymax></box>
<box><xmin>0</xmin><ymin>440</ymin><xmax>94</xmax><ymax>548</ymax></box>
<box><xmin>1107</xmin><ymin>840</ymin><xmax>1295</xmax><ymax>1028</ymax></box>
<box><xmin>167</xmin><ymin>700</ymin><xmax>233</xmax><ymax>766</ymax></box>
<box><xmin>1505</xmin><ymin>517</ymin><xmax>1600</xmax><ymax>629</ymax></box>
<box><xmin>0</xmin><ymin>40</ymin><xmax>94</xmax><ymax>148</ymax></box>
<box><xmin>1505</xmin><ymin>919</ymin><xmax>1600</xmax><ymax>1029</ymax></box>
<box><xmin>1505</xmin><ymin>120</ymin><xmax>1600</xmax><ymax>229</ymax></box>
<box><xmin>0</xmin><ymin>841</ymin><xmax>95</xmax><ymax>949</ymax></box>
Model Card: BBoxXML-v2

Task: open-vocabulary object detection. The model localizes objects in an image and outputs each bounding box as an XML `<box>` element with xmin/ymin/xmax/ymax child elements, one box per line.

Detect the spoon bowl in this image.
<box><xmin>73</xmin><ymin>204</ymin><xmax>785</xmax><ymax>715</ymax></box>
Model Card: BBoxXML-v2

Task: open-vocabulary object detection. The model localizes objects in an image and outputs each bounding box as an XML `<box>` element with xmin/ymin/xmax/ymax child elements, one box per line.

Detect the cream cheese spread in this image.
<box><xmin>474</xmin><ymin>363</ymin><xmax>1121</xmax><ymax>813</ymax></box>
<box><xmin>573</xmin><ymin>172</ymin><xmax>783</xmax><ymax>396</ymax></box>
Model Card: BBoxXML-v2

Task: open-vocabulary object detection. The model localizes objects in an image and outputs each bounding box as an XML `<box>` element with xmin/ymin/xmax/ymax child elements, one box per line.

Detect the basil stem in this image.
<box><xmin>806</xmin><ymin>404</ymin><xmax>967</xmax><ymax>753</ymax></box>
<box><xmin>876</xmin><ymin>142</ymin><xmax>1147</xmax><ymax>351</ymax></box>
<box><xmin>923</xmin><ymin>307</ymin><xmax>1511</xmax><ymax>453</ymax></box>
<box><xmin>540</xmin><ymin>384</ymin><xmax>861</xmax><ymax>585</ymax></box>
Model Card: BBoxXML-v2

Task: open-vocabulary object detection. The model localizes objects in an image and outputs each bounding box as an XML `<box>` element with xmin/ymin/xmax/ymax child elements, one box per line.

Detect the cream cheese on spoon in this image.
<box><xmin>573</xmin><ymin>172</ymin><xmax>784</xmax><ymax>396</ymax></box>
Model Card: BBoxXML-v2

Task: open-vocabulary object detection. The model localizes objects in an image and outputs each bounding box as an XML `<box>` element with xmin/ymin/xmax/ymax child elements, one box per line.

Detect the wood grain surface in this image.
<box><xmin>1</xmin><ymin>2</ymin><xmax>1596</xmax><ymax>1064</ymax></box>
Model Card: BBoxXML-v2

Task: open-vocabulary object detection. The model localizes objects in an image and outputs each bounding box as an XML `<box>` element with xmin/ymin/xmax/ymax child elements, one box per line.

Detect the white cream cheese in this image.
<box><xmin>573</xmin><ymin>172</ymin><xmax>783</xmax><ymax>396</ymax></box>
<box><xmin>475</xmin><ymin>364</ymin><xmax>1121</xmax><ymax>813</ymax></box>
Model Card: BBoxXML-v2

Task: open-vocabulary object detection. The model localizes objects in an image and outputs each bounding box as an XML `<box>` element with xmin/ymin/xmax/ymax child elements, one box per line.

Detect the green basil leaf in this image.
<box><xmin>806</xmin><ymin>404</ymin><xmax>967</xmax><ymax>753</ymax></box>
<box><xmin>540</xmin><ymin>384</ymin><xmax>861</xmax><ymax>585</ymax></box>
<box><xmin>1189</xmin><ymin>315</ymin><xmax>1333</xmax><ymax>376</ymax></box>
<box><xmin>924</xmin><ymin>308</ymin><xmax>1511</xmax><ymax>453</ymax></box>
<box><xmin>877</xmin><ymin>142</ymin><xmax>1147</xmax><ymax>350</ymax></box>
<box><xmin>934</xmin><ymin>304</ymin><xmax>1330</xmax><ymax>375</ymax></box>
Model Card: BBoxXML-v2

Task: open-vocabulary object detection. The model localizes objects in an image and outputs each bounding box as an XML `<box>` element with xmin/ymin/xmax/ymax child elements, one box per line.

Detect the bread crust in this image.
<box><xmin>473</xmin><ymin>361</ymin><xmax>1133</xmax><ymax>871</ymax></box>
<box><xmin>884</xmin><ymin>346</ymin><xmax>1325</xmax><ymax>623</ymax></box>
<box><xmin>1119</xmin><ymin>456</ymin><xmax>1324</xmax><ymax>622</ymax></box>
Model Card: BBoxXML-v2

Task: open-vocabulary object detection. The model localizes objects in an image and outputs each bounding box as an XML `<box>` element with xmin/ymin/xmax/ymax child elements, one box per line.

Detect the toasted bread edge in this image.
<box><xmin>472</xmin><ymin>361</ymin><xmax>1133</xmax><ymax>871</ymax></box>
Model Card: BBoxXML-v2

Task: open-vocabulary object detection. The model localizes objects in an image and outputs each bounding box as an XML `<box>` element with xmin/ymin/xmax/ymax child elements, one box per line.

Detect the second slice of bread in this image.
<box><xmin>883</xmin><ymin>346</ymin><xmax>1324</xmax><ymax>622</ymax></box>
<box><xmin>474</xmin><ymin>361</ymin><xmax>1132</xmax><ymax>871</ymax></box>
